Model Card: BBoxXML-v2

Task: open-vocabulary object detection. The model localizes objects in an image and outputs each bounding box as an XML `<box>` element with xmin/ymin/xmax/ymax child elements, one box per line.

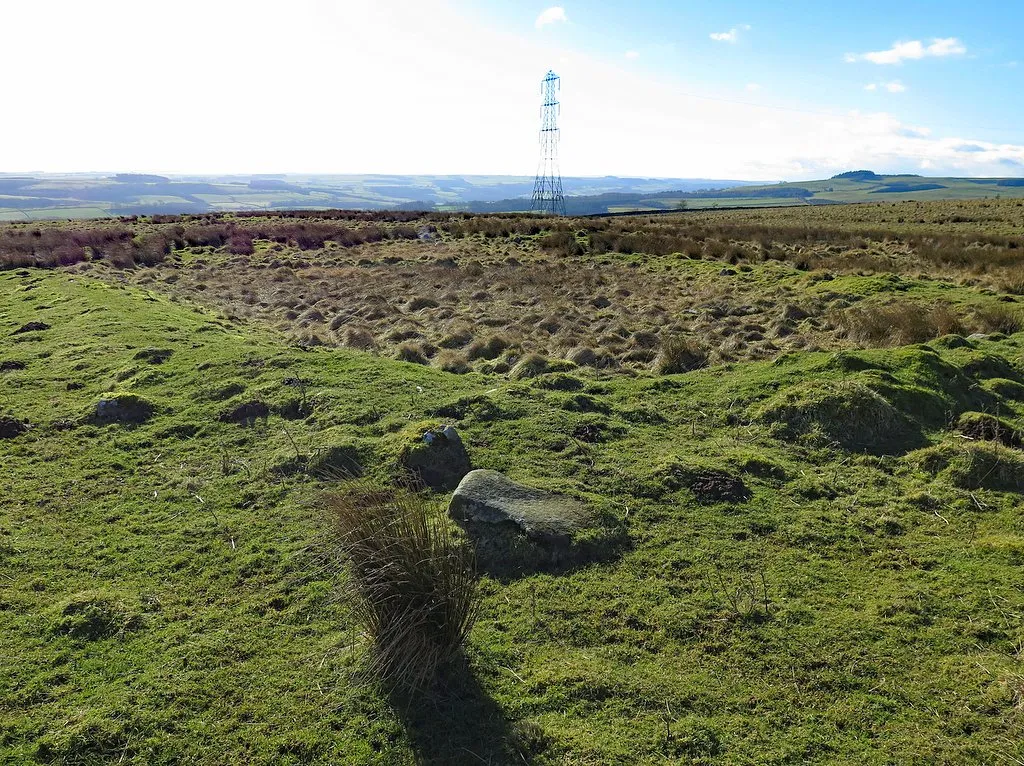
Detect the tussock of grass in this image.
<box><xmin>654</xmin><ymin>337</ymin><xmax>709</xmax><ymax>374</ymax></box>
<box><xmin>756</xmin><ymin>379</ymin><xmax>921</xmax><ymax>453</ymax></box>
<box><xmin>838</xmin><ymin>301</ymin><xmax>965</xmax><ymax>346</ymax></box>
<box><xmin>908</xmin><ymin>440</ymin><xmax>1024</xmax><ymax>491</ymax></box>
<box><xmin>509</xmin><ymin>353</ymin><xmax>550</xmax><ymax>379</ymax></box>
<box><xmin>326</xmin><ymin>485</ymin><xmax>479</xmax><ymax>693</ymax></box>
<box><xmin>435</xmin><ymin>350</ymin><xmax>471</xmax><ymax>374</ymax></box>
<box><xmin>974</xmin><ymin>303</ymin><xmax>1024</xmax><ymax>335</ymax></box>
<box><xmin>50</xmin><ymin>591</ymin><xmax>142</xmax><ymax>640</ymax></box>
<box><xmin>394</xmin><ymin>343</ymin><xmax>429</xmax><ymax>365</ymax></box>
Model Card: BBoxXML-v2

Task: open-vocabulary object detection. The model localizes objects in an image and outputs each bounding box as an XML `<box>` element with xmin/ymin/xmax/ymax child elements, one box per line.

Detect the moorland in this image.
<box><xmin>2</xmin><ymin>198</ymin><xmax>1024</xmax><ymax>764</ymax></box>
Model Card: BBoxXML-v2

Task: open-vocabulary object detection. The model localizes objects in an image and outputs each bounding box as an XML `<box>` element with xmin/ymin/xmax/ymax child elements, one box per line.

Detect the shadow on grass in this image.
<box><xmin>390</xmin><ymin>657</ymin><xmax>544</xmax><ymax>765</ymax></box>
<box><xmin>460</xmin><ymin>519</ymin><xmax>632</xmax><ymax>582</ymax></box>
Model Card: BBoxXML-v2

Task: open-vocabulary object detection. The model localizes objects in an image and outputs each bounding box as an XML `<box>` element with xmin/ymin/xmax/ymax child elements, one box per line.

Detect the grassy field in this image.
<box><xmin>2</xmin><ymin>202</ymin><xmax>1024</xmax><ymax>764</ymax></box>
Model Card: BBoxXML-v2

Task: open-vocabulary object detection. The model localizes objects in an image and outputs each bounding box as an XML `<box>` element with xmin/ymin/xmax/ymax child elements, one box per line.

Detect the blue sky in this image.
<box><xmin>1</xmin><ymin>1</ymin><xmax>1021</xmax><ymax>179</ymax></box>
<box><xmin>480</xmin><ymin>0</ymin><xmax>1022</xmax><ymax>146</ymax></box>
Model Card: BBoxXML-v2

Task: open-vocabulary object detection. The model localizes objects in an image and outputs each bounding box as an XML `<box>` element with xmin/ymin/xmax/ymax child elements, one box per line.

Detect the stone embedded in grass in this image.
<box><xmin>12</xmin><ymin>321</ymin><xmax>50</xmax><ymax>335</ymax></box>
<box><xmin>0</xmin><ymin>415</ymin><xmax>30</xmax><ymax>439</ymax></box>
<box><xmin>397</xmin><ymin>423</ymin><xmax>471</xmax><ymax>490</ymax></box>
<box><xmin>92</xmin><ymin>393</ymin><xmax>156</xmax><ymax>425</ymax></box>
<box><xmin>449</xmin><ymin>469</ymin><xmax>598</xmax><ymax>546</ymax></box>
<box><xmin>218</xmin><ymin>400</ymin><xmax>269</xmax><ymax>426</ymax></box>
<box><xmin>0</xmin><ymin>360</ymin><xmax>27</xmax><ymax>372</ymax></box>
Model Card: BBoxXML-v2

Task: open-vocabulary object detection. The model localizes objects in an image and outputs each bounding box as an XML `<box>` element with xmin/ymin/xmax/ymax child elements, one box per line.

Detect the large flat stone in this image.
<box><xmin>448</xmin><ymin>470</ymin><xmax>596</xmax><ymax>545</ymax></box>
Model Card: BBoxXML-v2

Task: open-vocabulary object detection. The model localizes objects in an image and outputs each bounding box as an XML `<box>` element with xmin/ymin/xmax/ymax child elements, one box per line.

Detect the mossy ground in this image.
<box><xmin>2</xmin><ymin>254</ymin><xmax>1024</xmax><ymax>763</ymax></box>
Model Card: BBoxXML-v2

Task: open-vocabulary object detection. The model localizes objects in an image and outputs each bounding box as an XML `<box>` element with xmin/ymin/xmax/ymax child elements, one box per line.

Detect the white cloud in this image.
<box><xmin>846</xmin><ymin>37</ymin><xmax>966</xmax><ymax>65</ymax></box>
<box><xmin>865</xmin><ymin>80</ymin><xmax>906</xmax><ymax>93</ymax></box>
<box><xmin>624</xmin><ymin>50</ymin><xmax>639</xmax><ymax>59</ymax></box>
<box><xmin>745</xmin><ymin>83</ymin><xmax>760</xmax><ymax>92</ymax></box>
<box><xmin>710</xmin><ymin>24</ymin><xmax>749</xmax><ymax>43</ymax></box>
<box><xmin>535</xmin><ymin>6</ymin><xmax>568</xmax><ymax>29</ymax></box>
<box><xmin>927</xmin><ymin>37</ymin><xmax>966</xmax><ymax>57</ymax></box>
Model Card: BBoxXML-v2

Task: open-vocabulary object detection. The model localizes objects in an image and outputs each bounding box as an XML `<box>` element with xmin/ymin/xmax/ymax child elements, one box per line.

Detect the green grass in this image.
<box><xmin>2</xmin><ymin>265</ymin><xmax>1024</xmax><ymax>764</ymax></box>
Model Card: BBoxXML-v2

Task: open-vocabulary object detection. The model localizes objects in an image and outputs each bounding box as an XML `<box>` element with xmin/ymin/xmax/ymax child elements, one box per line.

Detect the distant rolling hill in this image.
<box><xmin>499</xmin><ymin>170</ymin><xmax>1024</xmax><ymax>215</ymax></box>
<box><xmin>0</xmin><ymin>173</ymin><xmax>756</xmax><ymax>221</ymax></box>
<box><xmin>2</xmin><ymin>170</ymin><xmax>1021</xmax><ymax>220</ymax></box>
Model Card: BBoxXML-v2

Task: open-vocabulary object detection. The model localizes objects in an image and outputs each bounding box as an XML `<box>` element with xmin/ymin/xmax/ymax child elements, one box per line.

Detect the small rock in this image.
<box><xmin>218</xmin><ymin>400</ymin><xmax>269</xmax><ymax>426</ymax></box>
<box><xmin>0</xmin><ymin>416</ymin><xmax>29</xmax><ymax>439</ymax></box>
<box><xmin>449</xmin><ymin>469</ymin><xmax>597</xmax><ymax>546</ymax></box>
<box><xmin>0</xmin><ymin>360</ymin><xmax>27</xmax><ymax>372</ymax></box>
<box><xmin>719</xmin><ymin>268</ymin><xmax>736</xmax><ymax>276</ymax></box>
<box><xmin>401</xmin><ymin>424</ymin><xmax>470</xmax><ymax>490</ymax></box>
<box><xmin>968</xmin><ymin>333</ymin><xmax>988</xmax><ymax>341</ymax></box>
<box><xmin>12</xmin><ymin>321</ymin><xmax>50</xmax><ymax>335</ymax></box>
<box><xmin>93</xmin><ymin>394</ymin><xmax>156</xmax><ymax>425</ymax></box>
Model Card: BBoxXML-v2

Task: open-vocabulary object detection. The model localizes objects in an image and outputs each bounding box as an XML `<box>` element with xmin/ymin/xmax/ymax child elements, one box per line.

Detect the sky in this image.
<box><xmin>2</xmin><ymin>0</ymin><xmax>1022</xmax><ymax>180</ymax></box>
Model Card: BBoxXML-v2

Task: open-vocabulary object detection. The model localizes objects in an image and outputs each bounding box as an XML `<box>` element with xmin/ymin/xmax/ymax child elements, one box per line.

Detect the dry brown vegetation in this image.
<box><xmin>7</xmin><ymin>199</ymin><xmax>1024</xmax><ymax>374</ymax></box>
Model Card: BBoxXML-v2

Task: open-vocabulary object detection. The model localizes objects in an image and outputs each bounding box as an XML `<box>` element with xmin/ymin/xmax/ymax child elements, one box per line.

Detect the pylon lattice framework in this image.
<box><xmin>530</xmin><ymin>70</ymin><xmax>566</xmax><ymax>216</ymax></box>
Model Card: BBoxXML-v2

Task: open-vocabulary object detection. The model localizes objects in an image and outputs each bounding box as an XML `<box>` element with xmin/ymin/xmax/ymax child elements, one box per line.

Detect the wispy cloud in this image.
<box><xmin>535</xmin><ymin>6</ymin><xmax>568</xmax><ymax>29</ymax></box>
<box><xmin>624</xmin><ymin>50</ymin><xmax>639</xmax><ymax>59</ymax></box>
<box><xmin>745</xmin><ymin>82</ymin><xmax>761</xmax><ymax>92</ymax></box>
<box><xmin>710</xmin><ymin>24</ymin><xmax>750</xmax><ymax>44</ymax></box>
<box><xmin>866</xmin><ymin>80</ymin><xmax>906</xmax><ymax>93</ymax></box>
<box><xmin>845</xmin><ymin>37</ymin><xmax>966</xmax><ymax>65</ymax></box>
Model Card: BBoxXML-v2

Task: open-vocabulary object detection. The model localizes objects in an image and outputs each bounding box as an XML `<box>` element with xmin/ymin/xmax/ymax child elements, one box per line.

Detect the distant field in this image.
<box><xmin>0</xmin><ymin>173</ymin><xmax>754</xmax><ymax>219</ymax></box>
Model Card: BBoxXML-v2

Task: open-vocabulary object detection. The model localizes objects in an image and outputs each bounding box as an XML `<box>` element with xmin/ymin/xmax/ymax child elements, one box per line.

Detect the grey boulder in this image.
<box><xmin>449</xmin><ymin>469</ymin><xmax>597</xmax><ymax>545</ymax></box>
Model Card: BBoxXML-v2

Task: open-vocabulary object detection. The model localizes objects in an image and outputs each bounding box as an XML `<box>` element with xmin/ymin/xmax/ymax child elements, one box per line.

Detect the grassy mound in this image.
<box><xmin>754</xmin><ymin>379</ymin><xmax>922</xmax><ymax>453</ymax></box>
<box><xmin>908</xmin><ymin>440</ymin><xmax>1024</xmax><ymax>491</ymax></box>
<box><xmin>49</xmin><ymin>591</ymin><xmax>142</xmax><ymax>640</ymax></box>
<box><xmin>955</xmin><ymin>411</ymin><xmax>1023</xmax><ymax>448</ymax></box>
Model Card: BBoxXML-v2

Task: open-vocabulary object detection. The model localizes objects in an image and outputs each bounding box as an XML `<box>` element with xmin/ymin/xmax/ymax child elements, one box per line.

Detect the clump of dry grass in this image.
<box><xmin>838</xmin><ymin>301</ymin><xmax>965</xmax><ymax>346</ymax></box>
<box><xmin>466</xmin><ymin>333</ymin><xmax>512</xmax><ymax>361</ymax></box>
<box><xmin>438</xmin><ymin>327</ymin><xmax>474</xmax><ymax>349</ymax></box>
<box><xmin>326</xmin><ymin>485</ymin><xmax>479</xmax><ymax>693</ymax></box>
<box><xmin>509</xmin><ymin>352</ymin><xmax>549</xmax><ymax>379</ymax></box>
<box><xmin>342</xmin><ymin>327</ymin><xmax>377</xmax><ymax>350</ymax></box>
<box><xmin>654</xmin><ymin>336</ymin><xmax>709</xmax><ymax>374</ymax></box>
<box><xmin>395</xmin><ymin>343</ymin><xmax>429</xmax><ymax>365</ymax></box>
<box><xmin>973</xmin><ymin>303</ymin><xmax>1024</xmax><ymax>335</ymax></box>
<box><xmin>435</xmin><ymin>350</ymin><xmax>471</xmax><ymax>374</ymax></box>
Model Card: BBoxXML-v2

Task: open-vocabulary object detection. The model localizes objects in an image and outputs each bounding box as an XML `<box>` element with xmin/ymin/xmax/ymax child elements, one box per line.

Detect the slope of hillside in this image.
<box><xmin>468</xmin><ymin>172</ymin><xmax>1024</xmax><ymax>215</ymax></box>
<box><xmin>4</xmin><ymin>202</ymin><xmax>1024</xmax><ymax>764</ymax></box>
